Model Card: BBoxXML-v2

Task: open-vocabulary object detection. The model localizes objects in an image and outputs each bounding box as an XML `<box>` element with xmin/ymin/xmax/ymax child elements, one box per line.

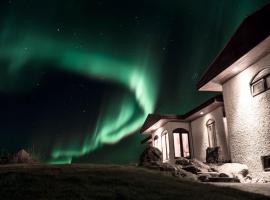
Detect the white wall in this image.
<box><xmin>223</xmin><ymin>53</ymin><xmax>270</xmax><ymax>172</ymax></box>
<box><xmin>191</xmin><ymin>106</ymin><xmax>230</xmax><ymax>162</ymax></box>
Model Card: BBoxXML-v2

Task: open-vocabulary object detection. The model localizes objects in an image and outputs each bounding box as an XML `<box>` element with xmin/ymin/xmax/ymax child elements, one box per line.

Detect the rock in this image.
<box><xmin>175</xmin><ymin>157</ymin><xmax>190</xmax><ymax>166</ymax></box>
<box><xmin>198</xmin><ymin>174</ymin><xmax>211</xmax><ymax>182</ymax></box>
<box><xmin>242</xmin><ymin>175</ymin><xmax>252</xmax><ymax>183</ymax></box>
<box><xmin>206</xmin><ymin>147</ymin><xmax>220</xmax><ymax>163</ymax></box>
<box><xmin>240</xmin><ymin>168</ymin><xmax>249</xmax><ymax>177</ymax></box>
<box><xmin>160</xmin><ymin>163</ymin><xmax>176</xmax><ymax>172</ymax></box>
<box><xmin>216</xmin><ymin>163</ymin><xmax>248</xmax><ymax>178</ymax></box>
<box><xmin>191</xmin><ymin>159</ymin><xmax>212</xmax><ymax>172</ymax></box>
<box><xmin>219</xmin><ymin>173</ymin><xmax>230</xmax><ymax>178</ymax></box>
<box><xmin>182</xmin><ymin>165</ymin><xmax>201</xmax><ymax>174</ymax></box>
<box><xmin>139</xmin><ymin>146</ymin><xmax>162</xmax><ymax>167</ymax></box>
<box><xmin>208</xmin><ymin>177</ymin><xmax>240</xmax><ymax>183</ymax></box>
<box><xmin>174</xmin><ymin>166</ymin><xmax>198</xmax><ymax>181</ymax></box>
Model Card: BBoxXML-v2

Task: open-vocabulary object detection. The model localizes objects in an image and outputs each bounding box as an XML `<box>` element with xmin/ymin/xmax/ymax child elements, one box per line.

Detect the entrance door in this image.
<box><xmin>173</xmin><ymin>129</ymin><xmax>191</xmax><ymax>158</ymax></box>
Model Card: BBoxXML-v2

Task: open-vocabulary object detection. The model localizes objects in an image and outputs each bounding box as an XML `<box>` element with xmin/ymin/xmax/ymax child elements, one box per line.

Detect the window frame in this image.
<box><xmin>250</xmin><ymin>68</ymin><xmax>270</xmax><ymax>97</ymax></box>
<box><xmin>206</xmin><ymin>119</ymin><xmax>217</xmax><ymax>148</ymax></box>
<box><xmin>172</xmin><ymin>129</ymin><xmax>191</xmax><ymax>159</ymax></box>
<box><xmin>161</xmin><ymin>131</ymin><xmax>169</xmax><ymax>161</ymax></box>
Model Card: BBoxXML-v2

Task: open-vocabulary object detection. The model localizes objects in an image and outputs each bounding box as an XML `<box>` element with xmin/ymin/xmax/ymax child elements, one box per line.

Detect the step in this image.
<box><xmin>208</xmin><ymin>177</ymin><xmax>240</xmax><ymax>183</ymax></box>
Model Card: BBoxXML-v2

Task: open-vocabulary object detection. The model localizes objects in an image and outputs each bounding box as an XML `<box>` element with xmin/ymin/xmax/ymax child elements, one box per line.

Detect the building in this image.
<box><xmin>140</xmin><ymin>3</ymin><xmax>270</xmax><ymax>174</ymax></box>
<box><xmin>140</xmin><ymin>95</ymin><xmax>230</xmax><ymax>165</ymax></box>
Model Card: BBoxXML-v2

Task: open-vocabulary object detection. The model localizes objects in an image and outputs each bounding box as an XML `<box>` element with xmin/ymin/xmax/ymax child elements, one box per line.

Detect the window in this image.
<box><xmin>266</xmin><ymin>76</ymin><xmax>270</xmax><ymax>88</ymax></box>
<box><xmin>161</xmin><ymin>131</ymin><xmax>169</xmax><ymax>161</ymax></box>
<box><xmin>251</xmin><ymin>68</ymin><xmax>270</xmax><ymax>97</ymax></box>
<box><xmin>181</xmin><ymin>133</ymin><xmax>190</xmax><ymax>158</ymax></box>
<box><xmin>173</xmin><ymin>133</ymin><xmax>181</xmax><ymax>158</ymax></box>
<box><xmin>206</xmin><ymin>119</ymin><xmax>217</xmax><ymax>147</ymax></box>
<box><xmin>153</xmin><ymin>135</ymin><xmax>160</xmax><ymax>151</ymax></box>
<box><xmin>261</xmin><ymin>155</ymin><xmax>270</xmax><ymax>171</ymax></box>
<box><xmin>173</xmin><ymin>129</ymin><xmax>191</xmax><ymax>159</ymax></box>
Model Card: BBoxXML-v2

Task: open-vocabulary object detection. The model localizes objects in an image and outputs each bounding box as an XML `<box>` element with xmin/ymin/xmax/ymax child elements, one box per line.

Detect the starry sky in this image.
<box><xmin>0</xmin><ymin>0</ymin><xmax>268</xmax><ymax>164</ymax></box>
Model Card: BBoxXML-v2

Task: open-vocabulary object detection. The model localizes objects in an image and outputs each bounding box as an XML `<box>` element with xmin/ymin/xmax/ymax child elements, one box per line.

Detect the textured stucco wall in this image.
<box><xmin>223</xmin><ymin>53</ymin><xmax>270</xmax><ymax>173</ymax></box>
<box><xmin>190</xmin><ymin>106</ymin><xmax>229</xmax><ymax>162</ymax></box>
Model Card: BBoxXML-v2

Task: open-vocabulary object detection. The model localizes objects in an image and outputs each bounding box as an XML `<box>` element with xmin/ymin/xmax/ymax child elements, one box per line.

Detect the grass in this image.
<box><xmin>0</xmin><ymin>164</ymin><xmax>269</xmax><ymax>200</ymax></box>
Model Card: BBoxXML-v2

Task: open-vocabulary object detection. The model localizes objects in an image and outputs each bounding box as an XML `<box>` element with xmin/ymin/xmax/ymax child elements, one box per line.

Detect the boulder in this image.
<box><xmin>191</xmin><ymin>159</ymin><xmax>213</xmax><ymax>172</ymax></box>
<box><xmin>198</xmin><ymin>174</ymin><xmax>211</xmax><ymax>182</ymax></box>
<box><xmin>160</xmin><ymin>163</ymin><xmax>176</xmax><ymax>172</ymax></box>
<box><xmin>139</xmin><ymin>146</ymin><xmax>162</xmax><ymax>167</ymax></box>
<box><xmin>216</xmin><ymin>163</ymin><xmax>248</xmax><ymax>179</ymax></box>
<box><xmin>174</xmin><ymin>166</ymin><xmax>198</xmax><ymax>181</ymax></box>
<box><xmin>175</xmin><ymin>157</ymin><xmax>190</xmax><ymax>166</ymax></box>
<box><xmin>182</xmin><ymin>165</ymin><xmax>201</xmax><ymax>174</ymax></box>
<box><xmin>219</xmin><ymin>173</ymin><xmax>230</xmax><ymax>178</ymax></box>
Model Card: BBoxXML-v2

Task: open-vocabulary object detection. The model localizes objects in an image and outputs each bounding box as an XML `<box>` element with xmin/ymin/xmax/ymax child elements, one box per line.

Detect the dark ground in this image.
<box><xmin>0</xmin><ymin>164</ymin><xmax>269</xmax><ymax>200</ymax></box>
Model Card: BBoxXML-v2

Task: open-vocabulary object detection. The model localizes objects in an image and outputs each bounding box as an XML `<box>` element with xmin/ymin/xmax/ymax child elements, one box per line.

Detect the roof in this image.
<box><xmin>197</xmin><ymin>3</ymin><xmax>270</xmax><ymax>91</ymax></box>
<box><xmin>140</xmin><ymin>135</ymin><xmax>152</xmax><ymax>144</ymax></box>
<box><xmin>140</xmin><ymin>95</ymin><xmax>223</xmax><ymax>133</ymax></box>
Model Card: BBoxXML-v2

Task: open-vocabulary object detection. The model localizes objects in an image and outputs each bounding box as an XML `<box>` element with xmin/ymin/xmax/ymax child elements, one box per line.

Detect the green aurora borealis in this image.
<box><xmin>0</xmin><ymin>0</ymin><xmax>268</xmax><ymax>163</ymax></box>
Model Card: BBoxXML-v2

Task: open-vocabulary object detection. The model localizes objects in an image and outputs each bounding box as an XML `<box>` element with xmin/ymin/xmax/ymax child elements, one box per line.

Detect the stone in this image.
<box><xmin>208</xmin><ymin>177</ymin><xmax>240</xmax><ymax>183</ymax></box>
<box><xmin>174</xmin><ymin>166</ymin><xmax>198</xmax><ymax>181</ymax></box>
<box><xmin>219</xmin><ymin>173</ymin><xmax>230</xmax><ymax>178</ymax></box>
<box><xmin>216</xmin><ymin>163</ymin><xmax>249</xmax><ymax>178</ymax></box>
<box><xmin>206</xmin><ymin>146</ymin><xmax>220</xmax><ymax>163</ymax></box>
<box><xmin>175</xmin><ymin>157</ymin><xmax>190</xmax><ymax>166</ymax></box>
<box><xmin>191</xmin><ymin>159</ymin><xmax>212</xmax><ymax>172</ymax></box>
<box><xmin>160</xmin><ymin>163</ymin><xmax>176</xmax><ymax>172</ymax></box>
<box><xmin>198</xmin><ymin>174</ymin><xmax>211</xmax><ymax>182</ymax></box>
<box><xmin>139</xmin><ymin>146</ymin><xmax>162</xmax><ymax>167</ymax></box>
<box><xmin>182</xmin><ymin>165</ymin><xmax>201</xmax><ymax>174</ymax></box>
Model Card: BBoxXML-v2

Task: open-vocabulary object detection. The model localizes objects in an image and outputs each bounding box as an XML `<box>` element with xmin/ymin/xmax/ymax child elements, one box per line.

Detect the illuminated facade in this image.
<box><xmin>198</xmin><ymin>3</ymin><xmax>270</xmax><ymax>173</ymax></box>
<box><xmin>140</xmin><ymin>96</ymin><xmax>230</xmax><ymax>164</ymax></box>
<box><xmin>141</xmin><ymin>3</ymin><xmax>270</xmax><ymax>174</ymax></box>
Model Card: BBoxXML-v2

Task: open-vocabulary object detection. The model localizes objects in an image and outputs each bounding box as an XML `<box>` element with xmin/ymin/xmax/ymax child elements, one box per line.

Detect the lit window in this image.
<box><xmin>181</xmin><ymin>133</ymin><xmax>190</xmax><ymax>158</ymax></box>
<box><xmin>173</xmin><ymin>133</ymin><xmax>181</xmax><ymax>158</ymax></box>
<box><xmin>173</xmin><ymin>129</ymin><xmax>191</xmax><ymax>159</ymax></box>
<box><xmin>266</xmin><ymin>76</ymin><xmax>270</xmax><ymax>89</ymax></box>
<box><xmin>161</xmin><ymin>131</ymin><xmax>169</xmax><ymax>161</ymax></box>
<box><xmin>250</xmin><ymin>68</ymin><xmax>270</xmax><ymax>97</ymax></box>
<box><xmin>206</xmin><ymin>119</ymin><xmax>217</xmax><ymax>147</ymax></box>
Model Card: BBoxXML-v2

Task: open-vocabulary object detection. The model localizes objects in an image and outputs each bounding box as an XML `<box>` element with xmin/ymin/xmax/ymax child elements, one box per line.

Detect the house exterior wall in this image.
<box><xmin>223</xmin><ymin>53</ymin><xmax>270</xmax><ymax>173</ymax></box>
<box><xmin>190</xmin><ymin>106</ymin><xmax>230</xmax><ymax>162</ymax></box>
<box><xmin>163</xmin><ymin>122</ymin><xmax>190</xmax><ymax>164</ymax></box>
<box><xmin>151</xmin><ymin>121</ymin><xmax>190</xmax><ymax>165</ymax></box>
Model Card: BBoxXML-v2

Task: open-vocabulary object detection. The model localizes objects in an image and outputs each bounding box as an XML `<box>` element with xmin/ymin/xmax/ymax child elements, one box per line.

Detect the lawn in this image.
<box><xmin>0</xmin><ymin>164</ymin><xmax>269</xmax><ymax>200</ymax></box>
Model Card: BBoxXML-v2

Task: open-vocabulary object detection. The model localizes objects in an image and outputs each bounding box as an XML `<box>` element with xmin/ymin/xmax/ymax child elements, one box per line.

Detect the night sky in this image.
<box><xmin>0</xmin><ymin>0</ymin><xmax>268</xmax><ymax>164</ymax></box>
